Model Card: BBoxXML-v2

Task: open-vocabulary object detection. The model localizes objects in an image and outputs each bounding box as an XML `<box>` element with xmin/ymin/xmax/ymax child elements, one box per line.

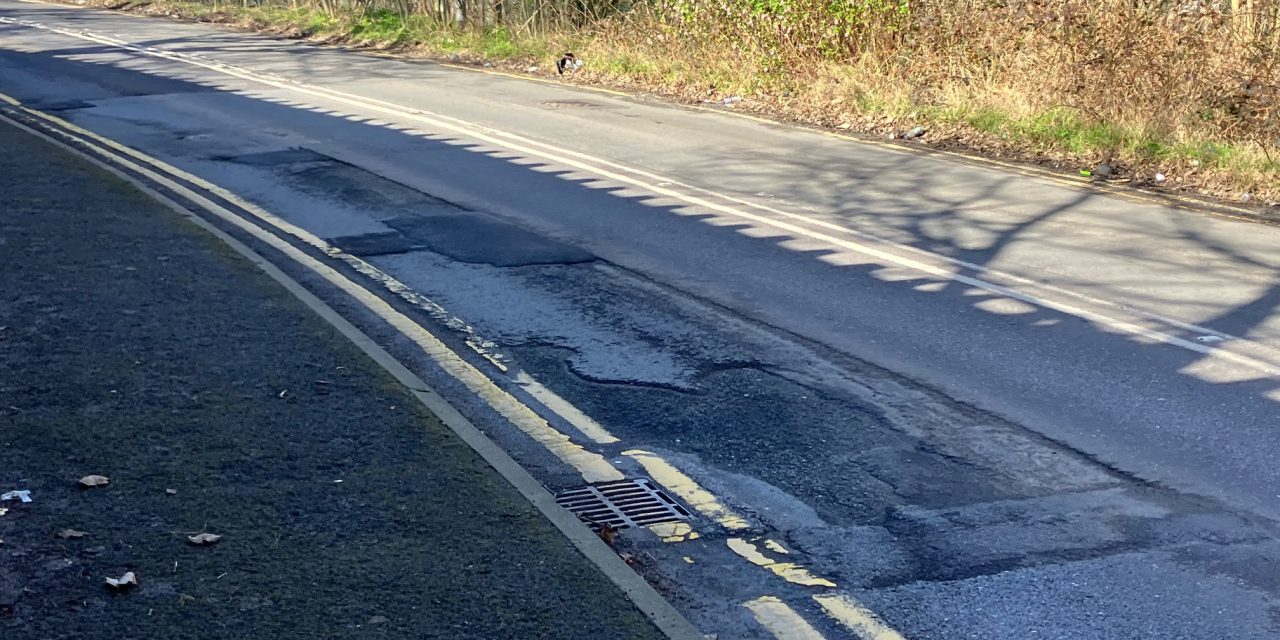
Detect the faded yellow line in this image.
<box><xmin>744</xmin><ymin>596</ymin><xmax>827</xmax><ymax>640</ymax></box>
<box><xmin>622</xmin><ymin>449</ymin><xmax>751</xmax><ymax>531</ymax></box>
<box><xmin>727</xmin><ymin>538</ymin><xmax>836</xmax><ymax>588</ymax></box>
<box><xmin>14</xmin><ymin>20</ymin><xmax>1279</xmax><ymax>378</ymax></box>
<box><xmin>764</xmin><ymin>539</ymin><xmax>790</xmax><ymax>554</ymax></box>
<box><xmin>813</xmin><ymin>593</ymin><xmax>907</xmax><ymax>640</ymax></box>
<box><xmin>647</xmin><ymin>521</ymin><xmax>700</xmax><ymax>543</ymax></box>
<box><xmin>0</xmin><ymin>94</ymin><xmax>624</xmax><ymax>485</ymax></box>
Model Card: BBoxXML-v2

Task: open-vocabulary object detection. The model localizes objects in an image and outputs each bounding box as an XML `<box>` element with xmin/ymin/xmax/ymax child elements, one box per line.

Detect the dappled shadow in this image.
<box><xmin>3</xmin><ymin>9</ymin><xmax>1280</xmax><ymax>517</ymax></box>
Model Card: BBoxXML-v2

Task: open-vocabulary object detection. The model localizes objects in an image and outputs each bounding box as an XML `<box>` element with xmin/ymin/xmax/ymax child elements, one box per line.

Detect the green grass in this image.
<box><xmin>927</xmin><ymin>102</ymin><xmax>1272</xmax><ymax>178</ymax></box>
<box><xmin>98</xmin><ymin>0</ymin><xmax>1279</xmax><ymax>198</ymax></box>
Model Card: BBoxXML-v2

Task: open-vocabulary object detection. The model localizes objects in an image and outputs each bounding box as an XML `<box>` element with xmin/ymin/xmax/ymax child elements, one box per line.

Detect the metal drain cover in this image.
<box><xmin>555</xmin><ymin>478</ymin><xmax>691</xmax><ymax>530</ymax></box>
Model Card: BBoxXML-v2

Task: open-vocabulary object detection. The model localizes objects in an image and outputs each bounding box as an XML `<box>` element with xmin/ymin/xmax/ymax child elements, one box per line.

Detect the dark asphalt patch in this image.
<box><xmin>0</xmin><ymin>122</ymin><xmax>662</xmax><ymax>640</ymax></box>
<box><xmin>328</xmin><ymin>230</ymin><xmax>421</xmax><ymax>257</ymax></box>
<box><xmin>216</xmin><ymin>148</ymin><xmax>332</xmax><ymax>166</ymax></box>
<box><xmin>386</xmin><ymin>214</ymin><xmax>597</xmax><ymax>267</ymax></box>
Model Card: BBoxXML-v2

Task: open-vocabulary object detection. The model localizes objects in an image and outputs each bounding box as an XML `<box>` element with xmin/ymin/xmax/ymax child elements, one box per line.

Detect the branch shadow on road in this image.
<box><xmin>3</xmin><ymin>31</ymin><xmax>1280</xmax><ymax>521</ymax></box>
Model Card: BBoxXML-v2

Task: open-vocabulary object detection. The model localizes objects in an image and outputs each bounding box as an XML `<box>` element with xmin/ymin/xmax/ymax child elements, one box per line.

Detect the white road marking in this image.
<box><xmin>1</xmin><ymin>92</ymin><xmax>864</xmax><ymax>640</ymax></box>
<box><xmin>0</xmin><ymin>17</ymin><xmax>925</xmax><ymax>637</ymax></box>
<box><xmin>3</xmin><ymin>13</ymin><xmax>1276</xmax><ymax>380</ymax></box>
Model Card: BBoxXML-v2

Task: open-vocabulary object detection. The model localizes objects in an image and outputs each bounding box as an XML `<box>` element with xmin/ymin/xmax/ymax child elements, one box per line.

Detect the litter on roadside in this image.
<box><xmin>105</xmin><ymin>572</ymin><xmax>138</xmax><ymax>590</ymax></box>
<box><xmin>187</xmin><ymin>533</ymin><xmax>223</xmax><ymax>546</ymax></box>
<box><xmin>1</xmin><ymin>490</ymin><xmax>32</xmax><ymax>503</ymax></box>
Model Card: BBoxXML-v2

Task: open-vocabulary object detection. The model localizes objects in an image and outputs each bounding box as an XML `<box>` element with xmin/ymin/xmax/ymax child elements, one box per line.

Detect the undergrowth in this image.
<box><xmin>86</xmin><ymin>0</ymin><xmax>1280</xmax><ymax>203</ymax></box>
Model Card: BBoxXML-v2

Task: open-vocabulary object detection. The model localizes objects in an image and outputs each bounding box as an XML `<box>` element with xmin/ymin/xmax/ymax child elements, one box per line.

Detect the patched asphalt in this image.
<box><xmin>0</xmin><ymin>122</ymin><xmax>664</xmax><ymax>639</ymax></box>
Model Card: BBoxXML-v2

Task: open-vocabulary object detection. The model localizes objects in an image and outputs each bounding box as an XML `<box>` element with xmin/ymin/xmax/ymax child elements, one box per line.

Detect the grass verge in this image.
<box><xmin>63</xmin><ymin>0</ymin><xmax>1280</xmax><ymax>207</ymax></box>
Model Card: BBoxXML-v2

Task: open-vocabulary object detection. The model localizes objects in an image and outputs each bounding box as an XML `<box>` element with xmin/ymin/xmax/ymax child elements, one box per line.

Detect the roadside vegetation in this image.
<box><xmin>83</xmin><ymin>0</ymin><xmax>1280</xmax><ymax>204</ymax></box>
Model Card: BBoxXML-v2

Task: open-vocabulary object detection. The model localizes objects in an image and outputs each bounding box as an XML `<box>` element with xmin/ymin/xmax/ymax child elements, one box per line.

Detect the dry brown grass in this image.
<box><xmin>576</xmin><ymin>0</ymin><xmax>1280</xmax><ymax>201</ymax></box>
<box><xmin>69</xmin><ymin>0</ymin><xmax>1280</xmax><ymax>203</ymax></box>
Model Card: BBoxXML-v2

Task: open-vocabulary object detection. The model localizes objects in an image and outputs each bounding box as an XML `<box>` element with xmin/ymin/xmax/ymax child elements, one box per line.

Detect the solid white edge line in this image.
<box><xmin>4</xmin><ymin>13</ymin><xmax>1277</xmax><ymax>380</ymax></box>
<box><xmin>0</xmin><ymin>109</ymin><xmax>703</xmax><ymax>640</ymax></box>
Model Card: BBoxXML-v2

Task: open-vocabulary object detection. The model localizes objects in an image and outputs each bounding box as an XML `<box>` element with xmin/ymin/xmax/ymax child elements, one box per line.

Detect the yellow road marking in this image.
<box><xmin>813</xmin><ymin>593</ymin><xmax>907</xmax><ymax>640</ymax></box>
<box><xmin>7</xmin><ymin>16</ymin><xmax>1279</xmax><ymax>379</ymax></box>
<box><xmin>0</xmin><ymin>93</ymin><xmax>624</xmax><ymax>485</ymax></box>
<box><xmin>648</xmin><ymin>521</ymin><xmax>700</xmax><ymax>543</ymax></box>
<box><xmin>2</xmin><ymin>26</ymin><xmax>927</xmax><ymax>640</ymax></box>
<box><xmin>622</xmin><ymin>450</ymin><xmax>751</xmax><ymax>531</ymax></box>
<box><xmin>744</xmin><ymin>596</ymin><xmax>827</xmax><ymax>640</ymax></box>
<box><xmin>513</xmin><ymin>370</ymin><xmax>619</xmax><ymax>444</ymax></box>
<box><xmin>764</xmin><ymin>539</ymin><xmax>790</xmax><ymax>554</ymax></box>
<box><xmin>0</xmin><ymin>102</ymin><xmax>703</xmax><ymax>640</ymax></box>
<box><xmin>727</xmin><ymin>538</ymin><xmax>836</xmax><ymax>588</ymax></box>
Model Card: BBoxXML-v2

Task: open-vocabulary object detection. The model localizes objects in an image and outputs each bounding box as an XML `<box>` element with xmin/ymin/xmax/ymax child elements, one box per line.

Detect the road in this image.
<box><xmin>0</xmin><ymin>119</ymin><xmax>671</xmax><ymax>639</ymax></box>
<box><xmin>1</xmin><ymin>2</ymin><xmax>1279</xmax><ymax>638</ymax></box>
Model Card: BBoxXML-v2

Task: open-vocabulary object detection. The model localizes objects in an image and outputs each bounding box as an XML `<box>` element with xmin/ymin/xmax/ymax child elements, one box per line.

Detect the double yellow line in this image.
<box><xmin>0</xmin><ymin>91</ymin><xmax>908</xmax><ymax>640</ymax></box>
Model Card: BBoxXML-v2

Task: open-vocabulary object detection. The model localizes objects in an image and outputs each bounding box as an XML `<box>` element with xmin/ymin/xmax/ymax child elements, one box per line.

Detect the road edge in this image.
<box><xmin>0</xmin><ymin>108</ymin><xmax>705</xmax><ymax>640</ymax></box>
<box><xmin>22</xmin><ymin>0</ymin><xmax>1280</xmax><ymax>227</ymax></box>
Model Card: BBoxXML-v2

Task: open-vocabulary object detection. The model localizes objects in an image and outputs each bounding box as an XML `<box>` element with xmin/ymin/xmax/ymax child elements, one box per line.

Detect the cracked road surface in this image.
<box><xmin>0</xmin><ymin>122</ymin><xmax>666</xmax><ymax>640</ymax></box>
<box><xmin>2</xmin><ymin>2</ymin><xmax>1280</xmax><ymax>638</ymax></box>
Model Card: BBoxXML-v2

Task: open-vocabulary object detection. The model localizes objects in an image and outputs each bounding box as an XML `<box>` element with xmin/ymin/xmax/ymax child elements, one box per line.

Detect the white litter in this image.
<box><xmin>1</xmin><ymin>490</ymin><xmax>32</xmax><ymax>503</ymax></box>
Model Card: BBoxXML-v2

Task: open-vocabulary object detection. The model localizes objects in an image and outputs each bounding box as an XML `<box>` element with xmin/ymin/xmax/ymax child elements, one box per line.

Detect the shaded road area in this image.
<box><xmin>0</xmin><ymin>121</ymin><xmax>663</xmax><ymax>639</ymax></box>
<box><xmin>2</xmin><ymin>5</ymin><xmax>1280</xmax><ymax>637</ymax></box>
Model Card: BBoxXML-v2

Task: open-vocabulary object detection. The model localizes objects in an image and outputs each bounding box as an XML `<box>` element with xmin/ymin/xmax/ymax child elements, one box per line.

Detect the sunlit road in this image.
<box><xmin>3</xmin><ymin>2</ymin><xmax>1279</xmax><ymax>638</ymax></box>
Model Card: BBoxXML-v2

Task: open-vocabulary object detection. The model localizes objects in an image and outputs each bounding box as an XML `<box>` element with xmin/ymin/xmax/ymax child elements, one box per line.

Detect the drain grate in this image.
<box><xmin>555</xmin><ymin>478</ymin><xmax>691</xmax><ymax>531</ymax></box>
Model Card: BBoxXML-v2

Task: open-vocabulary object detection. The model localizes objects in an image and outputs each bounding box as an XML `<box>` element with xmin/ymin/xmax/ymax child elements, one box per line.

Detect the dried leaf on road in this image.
<box><xmin>56</xmin><ymin>529</ymin><xmax>88</xmax><ymax>539</ymax></box>
<box><xmin>105</xmin><ymin>571</ymin><xmax>138</xmax><ymax>590</ymax></box>
<box><xmin>1</xmin><ymin>490</ymin><xmax>32</xmax><ymax>502</ymax></box>
<box><xmin>165</xmin><ymin>489</ymin><xmax>177</xmax><ymax>496</ymax></box>
<box><xmin>598</xmin><ymin>523</ymin><xmax>618</xmax><ymax>545</ymax></box>
<box><xmin>79</xmin><ymin>475</ymin><xmax>110</xmax><ymax>488</ymax></box>
<box><xmin>187</xmin><ymin>533</ymin><xmax>223</xmax><ymax>546</ymax></box>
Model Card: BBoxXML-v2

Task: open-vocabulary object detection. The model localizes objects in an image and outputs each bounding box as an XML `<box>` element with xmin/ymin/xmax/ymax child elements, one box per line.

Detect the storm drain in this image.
<box><xmin>555</xmin><ymin>478</ymin><xmax>691</xmax><ymax>531</ymax></box>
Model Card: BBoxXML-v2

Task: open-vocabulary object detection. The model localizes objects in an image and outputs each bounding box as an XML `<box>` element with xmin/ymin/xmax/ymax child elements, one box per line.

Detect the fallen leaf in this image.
<box><xmin>0</xmin><ymin>508</ymin><xmax>7</xmax><ymax>517</ymax></box>
<box><xmin>177</xmin><ymin>593</ymin><xmax>195</xmax><ymax>606</ymax></box>
<box><xmin>105</xmin><ymin>571</ymin><xmax>138</xmax><ymax>590</ymax></box>
<box><xmin>79</xmin><ymin>475</ymin><xmax>110</xmax><ymax>488</ymax></box>
<box><xmin>187</xmin><ymin>533</ymin><xmax>223</xmax><ymax>546</ymax></box>
<box><xmin>165</xmin><ymin>489</ymin><xmax>177</xmax><ymax>496</ymax></box>
<box><xmin>598</xmin><ymin>523</ymin><xmax>618</xmax><ymax>545</ymax></box>
<box><xmin>56</xmin><ymin>529</ymin><xmax>88</xmax><ymax>539</ymax></box>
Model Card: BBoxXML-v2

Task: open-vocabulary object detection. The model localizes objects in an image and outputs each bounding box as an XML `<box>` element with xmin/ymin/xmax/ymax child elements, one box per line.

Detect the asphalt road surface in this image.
<box><xmin>0</xmin><ymin>121</ymin><xmax>666</xmax><ymax>639</ymax></box>
<box><xmin>2</xmin><ymin>2</ymin><xmax>1279</xmax><ymax>638</ymax></box>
